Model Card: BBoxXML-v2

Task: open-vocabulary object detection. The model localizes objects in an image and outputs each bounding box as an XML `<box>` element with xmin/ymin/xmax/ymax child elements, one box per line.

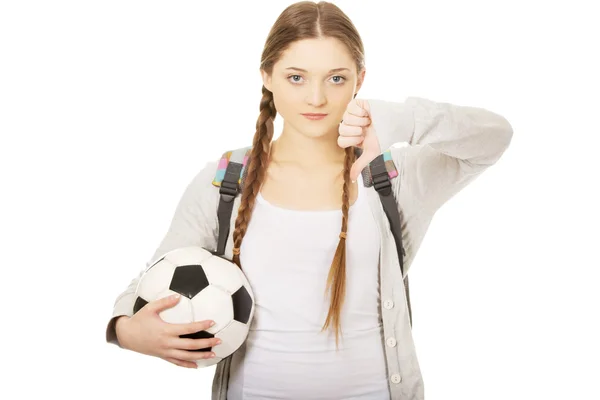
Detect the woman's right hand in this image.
<box><xmin>115</xmin><ymin>293</ymin><xmax>222</xmax><ymax>369</ymax></box>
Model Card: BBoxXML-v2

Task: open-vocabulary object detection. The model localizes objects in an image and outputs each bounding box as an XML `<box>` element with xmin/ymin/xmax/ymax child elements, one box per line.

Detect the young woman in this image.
<box><xmin>105</xmin><ymin>2</ymin><xmax>513</xmax><ymax>399</ymax></box>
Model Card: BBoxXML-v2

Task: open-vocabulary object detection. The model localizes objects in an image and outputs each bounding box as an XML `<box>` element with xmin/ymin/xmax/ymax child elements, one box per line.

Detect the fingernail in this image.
<box><xmin>210</xmin><ymin>321</ymin><xmax>215</xmax><ymax>327</ymax></box>
<box><xmin>172</xmin><ymin>294</ymin><xmax>180</xmax><ymax>299</ymax></box>
<box><xmin>216</xmin><ymin>339</ymin><xmax>222</xmax><ymax>345</ymax></box>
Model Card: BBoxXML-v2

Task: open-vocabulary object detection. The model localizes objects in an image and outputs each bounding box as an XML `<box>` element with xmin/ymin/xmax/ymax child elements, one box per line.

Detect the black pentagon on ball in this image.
<box><xmin>232</xmin><ymin>285</ymin><xmax>253</xmax><ymax>324</ymax></box>
<box><xmin>180</xmin><ymin>329</ymin><xmax>214</xmax><ymax>352</ymax></box>
<box><xmin>169</xmin><ymin>264</ymin><xmax>210</xmax><ymax>299</ymax></box>
<box><xmin>133</xmin><ymin>296</ymin><xmax>148</xmax><ymax>314</ymax></box>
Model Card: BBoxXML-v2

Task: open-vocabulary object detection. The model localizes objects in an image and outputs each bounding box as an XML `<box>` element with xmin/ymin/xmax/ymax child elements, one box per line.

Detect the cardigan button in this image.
<box><xmin>390</xmin><ymin>373</ymin><xmax>402</xmax><ymax>384</ymax></box>
<box><xmin>386</xmin><ymin>337</ymin><xmax>397</xmax><ymax>347</ymax></box>
<box><xmin>384</xmin><ymin>300</ymin><xmax>394</xmax><ymax>309</ymax></box>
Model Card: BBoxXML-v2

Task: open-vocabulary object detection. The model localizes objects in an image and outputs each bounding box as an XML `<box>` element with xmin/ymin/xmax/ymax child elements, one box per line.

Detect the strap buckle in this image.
<box><xmin>372</xmin><ymin>171</ymin><xmax>392</xmax><ymax>195</ymax></box>
<box><xmin>219</xmin><ymin>180</ymin><xmax>238</xmax><ymax>202</ymax></box>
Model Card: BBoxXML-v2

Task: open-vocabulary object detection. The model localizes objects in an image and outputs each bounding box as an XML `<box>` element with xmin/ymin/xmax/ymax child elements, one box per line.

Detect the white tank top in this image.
<box><xmin>227</xmin><ymin>174</ymin><xmax>390</xmax><ymax>399</ymax></box>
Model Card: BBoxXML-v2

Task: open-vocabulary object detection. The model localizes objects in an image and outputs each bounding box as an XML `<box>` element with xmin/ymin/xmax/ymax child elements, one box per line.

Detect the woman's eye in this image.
<box><xmin>331</xmin><ymin>76</ymin><xmax>346</xmax><ymax>84</ymax></box>
<box><xmin>289</xmin><ymin>75</ymin><xmax>303</xmax><ymax>83</ymax></box>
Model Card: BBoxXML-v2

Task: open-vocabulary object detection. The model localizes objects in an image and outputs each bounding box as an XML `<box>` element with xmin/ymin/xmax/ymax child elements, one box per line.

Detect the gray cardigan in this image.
<box><xmin>106</xmin><ymin>96</ymin><xmax>513</xmax><ymax>400</ymax></box>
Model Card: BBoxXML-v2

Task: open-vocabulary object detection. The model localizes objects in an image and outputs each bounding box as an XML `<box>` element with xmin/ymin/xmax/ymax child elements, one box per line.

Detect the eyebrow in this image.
<box><xmin>285</xmin><ymin>67</ymin><xmax>351</xmax><ymax>73</ymax></box>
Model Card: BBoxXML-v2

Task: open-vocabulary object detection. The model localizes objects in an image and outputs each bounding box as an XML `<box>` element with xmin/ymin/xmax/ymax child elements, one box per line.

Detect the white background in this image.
<box><xmin>1</xmin><ymin>1</ymin><xmax>599</xmax><ymax>399</ymax></box>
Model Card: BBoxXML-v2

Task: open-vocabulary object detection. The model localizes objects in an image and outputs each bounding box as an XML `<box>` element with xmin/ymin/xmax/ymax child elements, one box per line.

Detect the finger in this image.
<box><xmin>168</xmin><ymin>348</ymin><xmax>217</xmax><ymax>362</ymax></box>
<box><xmin>164</xmin><ymin>357</ymin><xmax>198</xmax><ymax>369</ymax></box>
<box><xmin>170</xmin><ymin>336</ymin><xmax>221</xmax><ymax>351</ymax></box>
<box><xmin>338</xmin><ymin>136</ymin><xmax>364</xmax><ymax>149</ymax></box>
<box><xmin>149</xmin><ymin>293</ymin><xmax>181</xmax><ymax>313</ymax></box>
<box><xmin>339</xmin><ymin>123</ymin><xmax>363</xmax><ymax>137</ymax></box>
<box><xmin>351</xmin><ymin>151</ymin><xmax>376</xmax><ymax>182</ymax></box>
<box><xmin>169</xmin><ymin>319</ymin><xmax>215</xmax><ymax>336</ymax></box>
<box><xmin>341</xmin><ymin>111</ymin><xmax>370</xmax><ymax>127</ymax></box>
<box><xmin>347</xmin><ymin>99</ymin><xmax>369</xmax><ymax>117</ymax></box>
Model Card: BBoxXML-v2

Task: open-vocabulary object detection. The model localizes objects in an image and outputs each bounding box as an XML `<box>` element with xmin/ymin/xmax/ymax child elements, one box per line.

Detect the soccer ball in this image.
<box><xmin>133</xmin><ymin>246</ymin><xmax>255</xmax><ymax>367</ymax></box>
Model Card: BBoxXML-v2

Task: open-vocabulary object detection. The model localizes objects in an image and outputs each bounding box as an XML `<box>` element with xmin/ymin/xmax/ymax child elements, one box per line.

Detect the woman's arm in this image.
<box><xmin>368</xmin><ymin>96</ymin><xmax>514</xmax><ymax>212</ymax></box>
<box><xmin>105</xmin><ymin>160</ymin><xmax>220</xmax><ymax>347</ymax></box>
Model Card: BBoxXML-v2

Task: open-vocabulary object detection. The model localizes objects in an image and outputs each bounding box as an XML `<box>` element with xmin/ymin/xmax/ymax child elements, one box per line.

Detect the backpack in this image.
<box><xmin>211</xmin><ymin>146</ymin><xmax>412</xmax><ymax>327</ymax></box>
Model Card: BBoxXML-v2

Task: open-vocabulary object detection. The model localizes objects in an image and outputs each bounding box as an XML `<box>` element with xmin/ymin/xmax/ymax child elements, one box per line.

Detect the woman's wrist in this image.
<box><xmin>114</xmin><ymin>315</ymin><xmax>131</xmax><ymax>348</ymax></box>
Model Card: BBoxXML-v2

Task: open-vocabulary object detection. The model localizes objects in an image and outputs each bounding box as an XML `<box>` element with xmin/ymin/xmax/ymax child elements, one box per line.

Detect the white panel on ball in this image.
<box><xmin>195</xmin><ymin>356</ymin><xmax>223</xmax><ymax>368</ymax></box>
<box><xmin>155</xmin><ymin>289</ymin><xmax>194</xmax><ymax>324</ymax></box>
<box><xmin>136</xmin><ymin>259</ymin><xmax>176</xmax><ymax>301</ymax></box>
<box><xmin>164</xmin><ymin>246</ymin><xmax>213</xmax><ymax>266</ymax></box>
<box><xmin>200</xmin><ymin>255</ymin><xmax>244</xmax><ymax>294</ymax></box>
<box><xmin>191</xmin><ymin>285</ymin><xmax>234</xmax><ymax>334</ymax></box>
<box><xmin>213</xmin><ymin>320</ymin><xmax>250</xmax><ymax>359</ymax></box>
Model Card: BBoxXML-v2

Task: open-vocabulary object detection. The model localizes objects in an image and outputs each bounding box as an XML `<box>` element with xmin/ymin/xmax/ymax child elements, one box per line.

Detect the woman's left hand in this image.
<box><xmin>338</xmin><ymin>98</ymin><xmax>382</xmax><ymax>182</ymax></box>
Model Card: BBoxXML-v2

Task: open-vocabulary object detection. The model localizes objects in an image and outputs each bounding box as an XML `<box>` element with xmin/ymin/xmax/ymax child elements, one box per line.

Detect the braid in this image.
<box><xmin>321</xmin><ymin>146</ymin><xmax>356</xmax><ymax>348</ymax></box>
<box><xmin>232</xmin><ymin>86</ymin><xmax>276</xmax><ymax>267</ymax></box>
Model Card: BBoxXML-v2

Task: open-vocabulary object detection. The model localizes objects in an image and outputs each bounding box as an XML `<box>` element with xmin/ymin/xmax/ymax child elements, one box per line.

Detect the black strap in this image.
<box><xmin>215</xmin><ymin>161</ymin><xmax>243</xmax><ymax>256</ymax></box>
<box><xmin>369</xmin><ymin>154</ymin><xmax>412</xmax><ymax>328</ymax></box>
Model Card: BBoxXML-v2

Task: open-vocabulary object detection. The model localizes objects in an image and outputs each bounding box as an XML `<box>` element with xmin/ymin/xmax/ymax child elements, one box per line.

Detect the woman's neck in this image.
<box><xmin>270</xmin><ymin>126</ymin><xmax>346</xmax><ymax>167</ymax></box>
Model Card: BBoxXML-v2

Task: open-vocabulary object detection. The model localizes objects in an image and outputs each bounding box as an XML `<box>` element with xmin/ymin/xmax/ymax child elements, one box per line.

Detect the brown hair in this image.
<box><xmin>231</xmin><ymin>1</ymin><xmax>365</xmax><ymax>348</ymax></box>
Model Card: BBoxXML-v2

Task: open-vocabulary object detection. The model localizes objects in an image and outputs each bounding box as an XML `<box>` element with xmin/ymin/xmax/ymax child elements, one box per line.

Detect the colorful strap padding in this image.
<box><xmin>212</xmin><ymin>146</ymin><xmax>252</xmax><ymax>188</ymax></box>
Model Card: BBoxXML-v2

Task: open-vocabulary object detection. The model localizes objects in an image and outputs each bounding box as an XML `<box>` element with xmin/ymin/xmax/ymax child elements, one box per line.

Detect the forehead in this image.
<box><xmin>275</xmin><ymin>37</ymin><xmax>355</xmax><ymax>73</ymax></box>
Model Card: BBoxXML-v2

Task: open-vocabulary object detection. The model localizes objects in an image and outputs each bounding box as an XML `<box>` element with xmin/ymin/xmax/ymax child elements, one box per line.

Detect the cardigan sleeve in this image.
<box><xmin>368</xmin><ymin>96</ymin><xmax>514</xmax><ymax>212</ymax></box>
<box><xmin>105</xmin><ymin>160</ymin><xmax>220</xmax><ymax>347</ymax></box>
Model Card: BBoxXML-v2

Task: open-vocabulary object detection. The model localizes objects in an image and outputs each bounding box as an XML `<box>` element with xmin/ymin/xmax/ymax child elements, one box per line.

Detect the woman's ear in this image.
<box><xmin>354</xmin><ymin>68</ymin><xmax>366</xmax><ymax>97</ymax></box>
<box><xmin>261</xmin><ymin>69</ymin><xmax>272</xmax><ymax>92</ymax></box>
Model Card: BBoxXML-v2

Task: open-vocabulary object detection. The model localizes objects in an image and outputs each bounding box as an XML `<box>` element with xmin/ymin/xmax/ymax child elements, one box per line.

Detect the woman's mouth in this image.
<box><xmin>301</xmin><ymin>113</ymin><xmax>328</xmax><ymax>120</ymax></box>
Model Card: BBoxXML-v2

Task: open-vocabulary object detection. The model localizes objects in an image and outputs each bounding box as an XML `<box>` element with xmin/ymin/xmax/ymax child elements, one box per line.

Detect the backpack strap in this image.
<box><xmin>212</xmin><ymin>146</ymin><xmax>252</xmax><ymax>256</ymax></box>
<box><xmin>362</xmin><ymin>148</ymin><xmax>412</xmax><ymax>328</ymax></box>
<box><xmin>359</xmin><ymin>148</ymin><xmax>399</xmax><ymax>187</ymax></box>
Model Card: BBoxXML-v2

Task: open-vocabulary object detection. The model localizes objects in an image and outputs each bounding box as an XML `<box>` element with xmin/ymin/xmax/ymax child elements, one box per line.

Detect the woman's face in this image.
<box><xmin>262</xmin><ymin>37</ymin><xmax>365</xmax><ymax>140</ymax></box>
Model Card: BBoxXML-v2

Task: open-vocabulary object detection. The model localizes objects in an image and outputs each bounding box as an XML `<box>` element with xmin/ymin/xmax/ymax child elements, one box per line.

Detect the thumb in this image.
<box><xmin>151</xmin><ymin>293</ymin><xmax>181</xmax><ymax>313</ymax></box>
<box><xmin>350</xmin><ymin>152</ymin><xmax>373</xmax><ymax>183</ymax></box>
<box><xmin>353</xmin><ymin>98</ymin><xmax>371</xmax><ymax>115</ymax></box>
